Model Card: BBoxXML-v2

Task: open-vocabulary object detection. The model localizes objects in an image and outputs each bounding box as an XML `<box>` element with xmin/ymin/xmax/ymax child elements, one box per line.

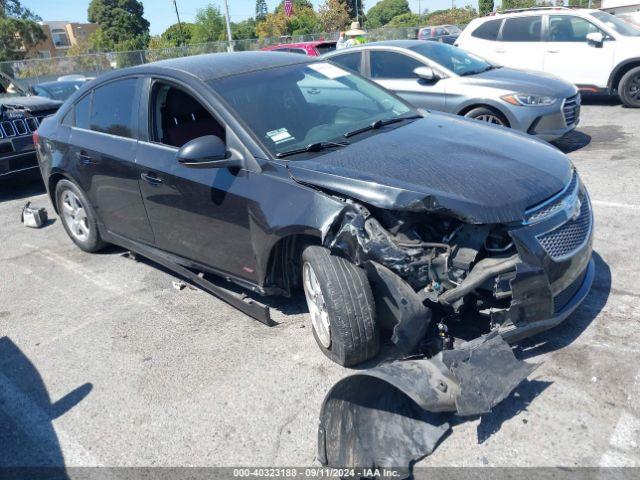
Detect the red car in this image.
<box><xmin>261</xmin><ymin>40</ymin><xmax>337</xmax><ymax>56</ymax></box>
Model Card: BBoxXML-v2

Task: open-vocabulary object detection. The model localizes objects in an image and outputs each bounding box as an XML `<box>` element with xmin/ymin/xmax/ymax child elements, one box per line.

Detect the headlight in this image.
<box><xmin>501</xmin><ymin>94</ymin><xmax>557</xmax><ymax>106</ymax></box>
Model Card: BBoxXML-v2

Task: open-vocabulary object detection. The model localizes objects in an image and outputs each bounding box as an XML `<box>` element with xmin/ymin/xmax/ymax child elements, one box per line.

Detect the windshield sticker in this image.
<box><xmin>308</xmin><ymin>63</ymin><xmax>349</xmax><ymax>79</ymax></box>
<box><xmin>266</xmin><ymin>128</ymin><xmax>295</xmax><ymax>144</ymax></box>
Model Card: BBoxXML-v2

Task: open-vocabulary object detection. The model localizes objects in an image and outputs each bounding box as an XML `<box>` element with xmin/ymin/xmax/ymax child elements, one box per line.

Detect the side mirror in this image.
<box><xmin>586</xmin><ymin>32</ymin><xmax>604</xmax><ymax>47</ymax></box>
<box><xmin>414</xmin><ymin>66</ymin><xmax>438</xmax><ymax>82</ymax></box>
<box><xmin>177</xmin><ymin>135</ymin><xmax>241</xmax><ymax>168</ymax></box>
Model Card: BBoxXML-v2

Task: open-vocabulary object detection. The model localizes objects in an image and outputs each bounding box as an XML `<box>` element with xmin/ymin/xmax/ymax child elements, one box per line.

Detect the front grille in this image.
<box><xmin>563</xmin><ymin>94</ymin><xmax>580</xmax><ymax>127</ymax></box>
<box><xmin>537</xmin><ymin>193</ymin><xmax>591</xmax><ymax>260</ymax></box>
<box><xmin>553</xmin><ymin>269</ymin><xmax>587</xmax><ymax>314</ymax></box>
<box><xmin>526</xmin><ymin>171</ymin><xmax>578</xmax><ymax>223</ymax></box>
<box><xmin>0</xmin><ymin>114</ymin><xmax>50</xmax><ymax>138</ymax></box>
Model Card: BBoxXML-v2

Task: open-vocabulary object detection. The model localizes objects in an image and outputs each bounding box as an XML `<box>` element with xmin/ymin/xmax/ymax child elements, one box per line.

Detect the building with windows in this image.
<box><xmin>30</xmin><ymin>21</ymin><xmax>99</xmax><ymax>58</ymax></box>
<box><xmin>601</xmin><ymin>0</ymin><xmax>640</xmax><ymax>14</ymax></box>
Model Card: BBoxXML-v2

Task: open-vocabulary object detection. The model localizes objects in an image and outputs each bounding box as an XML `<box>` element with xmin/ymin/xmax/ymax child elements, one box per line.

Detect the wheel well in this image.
<box><xmin>264</xmin><ymin>234</ymin><xmax>321</xmax><ymax>296</ymax></box>
<box><xmin>458</xmin><ymin>104</ymin><xmax>511</xmax><ymax>127</ymax></box>
<box><xmin>47</xmin><ymin>173</ymin><xmax>68</xmax><ymax>213</ymax></box>
<box><xmin>611</xmin><ymin>61</ymin><xmax>640</xmax><ymax>92</ymax></box>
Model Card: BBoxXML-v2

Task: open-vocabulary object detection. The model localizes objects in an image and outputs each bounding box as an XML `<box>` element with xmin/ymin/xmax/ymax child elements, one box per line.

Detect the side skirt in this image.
<box><xmin>102</xmin><ymin>231</ymin><xmax>274</xmax><ymax>326</ymax></box>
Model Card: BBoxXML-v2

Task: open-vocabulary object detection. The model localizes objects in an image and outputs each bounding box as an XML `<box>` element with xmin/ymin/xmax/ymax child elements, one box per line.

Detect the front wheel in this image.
<box><xmin>464</xmin><ymin>107</ymin><xmax>509</xmax><ymax>127</ymax></box>
<box><xmin>301</xmin><ymin>246</ymin><xmax>379</xmax><ymax>367</ymax></box>
<box><xmin>56</xmin><ymin>179</ymin><xmax>107</xmax><ymax>252</ymax></box>
<box><xmin>619</xmin><ymin>66</ymin><xmax>640</xmax><ymax>108</ymax></box>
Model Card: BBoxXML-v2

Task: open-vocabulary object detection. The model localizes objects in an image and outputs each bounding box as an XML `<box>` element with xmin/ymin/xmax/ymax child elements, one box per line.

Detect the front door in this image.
<box><xmin>136</xmin><ymin>79</ymin><xmax>257</xmax><ymax>282</ymax></box>
<box><xmin>367</xmin><ymin>50</ymin><xmax>448</xmax><ymax>112</ymax></box>
<box><xmin>543</xmin><ymin>14</ymin><xmax>616</xmax><ymax>87</ymax></box>
<box><xmin>67</xmin><ymin>77</ymin><xmax>155</xmax><ymax>243</ymax></box>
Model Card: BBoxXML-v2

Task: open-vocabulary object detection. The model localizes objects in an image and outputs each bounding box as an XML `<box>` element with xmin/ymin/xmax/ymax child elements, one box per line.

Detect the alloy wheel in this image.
<box><xmin>302</xmin><ymin>262</ymin><xmax>331</xmax><ymax>348</ymax></box>
<box><xmin>61</xmin><ymin>190</ymin><xmax>90</xmax><ymax>242</ymax></box>
<box><xmin>627</xmin><ymin>74</ymin><xmax>640</xmax><ymax>101</ymax></box>
<box><xmin>475</xmin><ymin>114</ymin><xmax>505</xmax><ymax>125</ymax></box>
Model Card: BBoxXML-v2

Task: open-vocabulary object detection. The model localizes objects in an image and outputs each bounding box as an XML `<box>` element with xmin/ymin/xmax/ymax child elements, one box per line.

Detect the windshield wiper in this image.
<box><xmin>343</xmin><ymin>114</ymin><xmax>422</xmax><ymax>139</ymax></box>
<box><xmin>460</xmin><ymin>65</ymin><xmax>500</xmax><ymax>76</ymax></box>
<box><xmin>276</xmin><ymin>140</ymin><xmax>350</xmax><ymax>158</ymax></box>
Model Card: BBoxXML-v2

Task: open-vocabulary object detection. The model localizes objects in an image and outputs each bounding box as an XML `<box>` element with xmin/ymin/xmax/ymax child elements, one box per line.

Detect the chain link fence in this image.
<box><xmin>0</xmin><ymin>26</ymin><xmax>427</xmax><ymax>88</ymax></box>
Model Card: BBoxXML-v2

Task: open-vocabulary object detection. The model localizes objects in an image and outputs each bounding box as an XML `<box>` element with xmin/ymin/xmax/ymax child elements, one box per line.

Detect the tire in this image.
<box><xmin>301</xmin><ymin>246</ymin><xmax>379</xmax><ymax>367</ymax></box>
<box><xmin>55</xmin><ymin>179</ymin><xmax>107</xmax><ymax>253</ymax></box>
<box><xmin>618</xmin><ymin>66</ymin><xmax>640</xmax><ymax>108</ymax></box>
<box><xmin>463</xmin><ymin>107</ymin><xmax>509</xmax><ymax>127</ymax></box>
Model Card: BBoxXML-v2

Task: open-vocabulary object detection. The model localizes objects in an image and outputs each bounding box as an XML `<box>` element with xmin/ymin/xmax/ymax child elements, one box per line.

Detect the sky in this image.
<box><xmin>21</xmin><ymin>0</ymin><xmax>479</xmax><ymax>36</ymax></box>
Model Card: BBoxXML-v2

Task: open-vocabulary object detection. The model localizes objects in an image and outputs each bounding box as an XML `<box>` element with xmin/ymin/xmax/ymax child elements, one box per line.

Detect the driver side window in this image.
<box><xmin>548</xmin><ymin>15</ymin><xmax>604</xmax><ymax>42</ymax></box>
<box><xmin>150</xmin><ymin>82</ymin><xmax>225</xmax><ymax>148</ymax></box>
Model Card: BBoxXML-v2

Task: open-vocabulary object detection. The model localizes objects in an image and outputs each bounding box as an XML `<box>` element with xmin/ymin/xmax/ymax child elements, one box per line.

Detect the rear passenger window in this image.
<box><xmin>472</xmin><ymin>19</ymin><xmax>502</xmax><ymax>40</ymax></box>
<box><xmin>329</xmin><ymin>52</ymin><xmax>362</xmax><ymax>73</ymax></box>
<box><xmin>89</xmin><ymin>78</ymin><xmax>137</xmax><ymax>138</ymax></box>
<box><xmin>75</xmin><ymin>94</ymin><xmax>91</xmax><ymax>130</ymax></box>
<box><xmin>501</xmin><ymin>16</ymin><xmax>542</xmax><ymax>42</ymax></box>
<box><xmin>370</xmin><ymin>51</ymin><xmax>424</xmax><ymax>79</ymax></box>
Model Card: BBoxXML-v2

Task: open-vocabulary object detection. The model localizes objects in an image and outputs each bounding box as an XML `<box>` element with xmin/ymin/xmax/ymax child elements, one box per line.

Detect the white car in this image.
<box><xmin>456</xmin><ymin>7</ymin><xmax>640</xmax><ymax>107</ymax></box>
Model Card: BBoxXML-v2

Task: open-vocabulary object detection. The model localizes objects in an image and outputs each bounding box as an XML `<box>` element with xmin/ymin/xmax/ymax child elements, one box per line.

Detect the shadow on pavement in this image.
<box><xmin>580</xmin><ymin>94</ymin><xmax>622</xmax><ymax>106</ymax></box>
<box><xmin>553</xmin><ymin>130</ymin><xmax>592</xmax><ymax>153</ymax></box>
<box><xmin>0</xmin><ymin>337</ymin><xmax>92</xmax><ymax>476</ymax></box>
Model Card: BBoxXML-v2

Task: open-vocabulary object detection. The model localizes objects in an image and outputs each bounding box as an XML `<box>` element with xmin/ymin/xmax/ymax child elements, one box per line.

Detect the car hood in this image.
<box><xmin>287</xmin><ymin>113</ymin><xmax>573</xmax><ymax>224</ymax></box>
<box><xmin>461</xmin><ymin>67</ymin><xmax>578</xmax><ymax>98</ymax></box>
<box><xmin>0</xmin><ymin>95</ymin><xmax>63</xmax><ymax>112</ymax></box>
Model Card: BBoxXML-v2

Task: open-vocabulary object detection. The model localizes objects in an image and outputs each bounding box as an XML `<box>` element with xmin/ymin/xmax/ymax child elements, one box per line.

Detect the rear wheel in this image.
<box><xmin>56</xmin><ymin>179</ymin><xmax>106</xmax><ymax>252</ymax></box>
<box><xmin>464</xmin><ymin>107</ymin><xmax>509</xmax><ymax>127</ymax></box>
<box><xmin>619</xmin><ymin>66</ymin><xmax>640</xmax><ymax>108</ymax></box>
<box><xmin>301</xmin><ymin>246</ymin><xmax>379</xmax><ymax>367</ymax></box>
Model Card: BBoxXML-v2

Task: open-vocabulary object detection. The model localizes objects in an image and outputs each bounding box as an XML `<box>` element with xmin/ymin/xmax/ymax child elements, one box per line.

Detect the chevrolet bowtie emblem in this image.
<box><xmin>569</xmin><ymin>197</ymin><xmax>582</xmax><ymax>221</ymax></box>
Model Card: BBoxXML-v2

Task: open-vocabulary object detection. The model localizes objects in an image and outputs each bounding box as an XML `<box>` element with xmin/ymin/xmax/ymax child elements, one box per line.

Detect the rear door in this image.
<box><xmin>460</xmin><ymin>18</ymin><xmax>503</xmax><ymax>61</ymax></box>
<box><xmin>496</xmin><ymin>15</ymin><xmax>545</xmax><ymax>71</ymax></box>
<box><xmin>543</xmin><ymin>14</ymin><xmax>615</xmax><ymax>87</ymax></box>
<box><xmin>67</xmin><ymin>77</ymin><xmax>155</xmax><ymax>243</ymax></box>
<box><xmin>366</xmin><ymin>49</ymin><xmax>448</xmax><ymax>112</ymax></box>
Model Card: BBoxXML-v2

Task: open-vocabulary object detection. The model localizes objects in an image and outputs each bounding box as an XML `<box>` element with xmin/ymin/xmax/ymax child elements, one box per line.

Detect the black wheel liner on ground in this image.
<box><xmin>317</xmin><ymin>332</ymin><xmax>538</xmax><ymax>476</ymax></box>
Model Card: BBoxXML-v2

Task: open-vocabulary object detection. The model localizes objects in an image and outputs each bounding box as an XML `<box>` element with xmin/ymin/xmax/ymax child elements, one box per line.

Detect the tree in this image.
<box><xmin>232</xmin><ymin>18</ymin><xmax>257</xmax><ymax>40</ymax></box>
<box><xmin>366</xmin><ymin>0</ymin><xmax>410</xmax><ymax>29</ymax></box>
<box><xmin>256</xmin><ymin>6</ymin><xmax>319</xmax><ymax>37</ymax></box>
<box><xmin>386</xmin><ymin>12</ymin><xmax>421</xmax><ymax>27</ymax></box>
<box><xmin>341</xmin><ymin>0</ymin><xmax>365</xmax><ymax>20</ymax></box>
<box><xmin>256</xmin><ymin>0</ymin><xmax>268</xmax><ymax>21</ymax></box>
<box><xmin>274</xmin><ymin>0</ymin><xmax>314</xmax><ymax>14</ymax></box>
<box><xmin>501</xmin><ymin>0</ymin><xmax>536</xmax><ymax>10</ymax></box>
<box><xmin>191</xmin><ymin>5</ymin><xmax>226</xmax><ymax>43</ymax></box>
<box><xmin>161</xmin><ymin>22</ymin><xmax>196</xmax><ymax>46</ymax></box>
<box><xmin>479</xmin><ymin>0</ymin><xmax>495</xmax><ymax>16</ymax></box>
<box><xmin>425</xmin><ymin>7</ymin><xmax>478</xmax><ymax>25</ymax></box>
<box><xmin>318</xmin><ymin>0</ymin><xmax>350</xmax><ymax>32</ymax></box>
<box><xmin>87</xmin><ymin>0</ymin><xmax>150</xmax><ymax>51</ymax></box>
<box><xmin>0</xmin><ymin>0</ymin><xmax>46</xmax><ymax>62</ymax></box>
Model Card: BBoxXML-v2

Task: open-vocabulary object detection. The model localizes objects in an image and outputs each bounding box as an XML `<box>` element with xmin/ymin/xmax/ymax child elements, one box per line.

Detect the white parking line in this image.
<box><xmin>592</xmin><ymin>200</ymin><xmax>640</xmax><ymax>211</ymax></box>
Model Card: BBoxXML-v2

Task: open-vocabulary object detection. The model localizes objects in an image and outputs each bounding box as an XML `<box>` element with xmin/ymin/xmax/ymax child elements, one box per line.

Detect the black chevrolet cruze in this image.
<box><xmin>35</xmin><ymin>52</ymin><xmax>594</xmax><ymax>367</ymax></box>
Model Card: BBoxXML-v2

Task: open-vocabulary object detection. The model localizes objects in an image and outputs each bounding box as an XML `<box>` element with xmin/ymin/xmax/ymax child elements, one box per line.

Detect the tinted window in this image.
<box><xmin>472</xmin><ymin>19</ymin><xmax>502</xmax><ymax>40</ymax></box>
<box><xmin>315</xmin><ymin>43</ymin><xmax>336</xmax><ymax>55</ymax></box>
<box><xmin>89</xmin><ymin>78</ymin><xmax>137</xmax><ymax>138</ymax></box>
<box><xmin>501</xmin><ymin>16</ymin><xmax>542</xmax><ymax>42</ymax></box>
<box><xmin>549</xmin><ymin>15</ymin><xmax>603</xmax><ymax>42</ymax></box>
<box><xmin>329</xmin><ymin>52</ymin><xmax>361</xmax><ymax>73</ymax></box>
<box><xmin>370</xmin><ymin>51</ymin><xmax>424</xmax><ymax>79</ymax></box>
<box><xmin>75</xmin><ymin>93</ymin><xmax>91</xmax><ymax>130</ymax></box>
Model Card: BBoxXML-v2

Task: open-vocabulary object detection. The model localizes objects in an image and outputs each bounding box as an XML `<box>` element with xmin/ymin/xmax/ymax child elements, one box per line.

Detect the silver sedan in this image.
<box><xmin>323</xmin><ymin>40</ymin><xmax>580</xmax><ymax>141</ymax></box>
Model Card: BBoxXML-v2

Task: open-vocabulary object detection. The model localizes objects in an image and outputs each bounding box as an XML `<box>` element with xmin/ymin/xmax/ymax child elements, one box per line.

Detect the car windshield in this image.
<box><xmin>209</xmin><ymin>62</ymin><xmax>415</xmax><ymax>158</ymax></box>
<box><xmin>34</xmin><ymin>81</ymin><xmax>84</xmax><ymax>101</ymax></box>
<box><xmin>591</xmin><ymin>11</ymin><xmax>640</xmax><ymax>36</ymax></box>
<box><xmin>409</xmin><ymin>42</ymin><xmax>496</xmax><ymax>76</ymax></box>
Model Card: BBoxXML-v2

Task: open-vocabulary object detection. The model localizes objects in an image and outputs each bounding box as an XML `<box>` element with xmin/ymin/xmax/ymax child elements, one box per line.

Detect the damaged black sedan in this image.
<box><xmin>35</xmin><ymin>52</ymin><xmax>594</xmax><ymax>370</ymax></box>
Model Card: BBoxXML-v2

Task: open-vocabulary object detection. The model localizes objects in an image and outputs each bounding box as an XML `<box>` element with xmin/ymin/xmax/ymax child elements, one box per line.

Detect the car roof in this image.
<box><xmin>361</xmin><ymin>40</ymin><xmax>427</xmax><ymax>49</ymax></box>
<box><xmin>36</xmin><ymin>80</ymin><xmax>83</xmax><ymax>87</ymax></box>
<box><xmin>485</xmin><ymin>7</ymin><xmax>599</xmax><ymax>19</ymax></box>
<box><xmin>267</xmin><ymin>40</ymin><xmax>335</xmax><ymax>48</ymax></box>
<box><xmin>129</xmin><ymin>51</ymin><xmax>314</xmax><ymax>82</ymax></box>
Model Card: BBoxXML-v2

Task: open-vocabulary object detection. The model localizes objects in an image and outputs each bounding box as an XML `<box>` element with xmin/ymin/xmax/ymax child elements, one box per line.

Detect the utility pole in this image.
<box><xmin>355</xmin><ymin>0</ymin><xmax>360</xmax><ymax>24</ymax></box>
<box><xmin>222</xmin><ymin>0</ymin><xmax>233</xmax><ymax>52</ymax></box>
<box><xmin>418</xmin><ymin>0</ymin><xmax>422</xmax><ymax>24</ymax></box>
<box><xmin>171</xmin><ymin>0</ymin><xmax>184</xmax><ymax>46</ymax></box>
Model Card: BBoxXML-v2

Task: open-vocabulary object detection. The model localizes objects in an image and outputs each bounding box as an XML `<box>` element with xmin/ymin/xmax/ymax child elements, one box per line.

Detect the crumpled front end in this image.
<box><xmin>322</xmin><ymin>169</ymin><xmax>594</xmax><ymax>353</ymax></box>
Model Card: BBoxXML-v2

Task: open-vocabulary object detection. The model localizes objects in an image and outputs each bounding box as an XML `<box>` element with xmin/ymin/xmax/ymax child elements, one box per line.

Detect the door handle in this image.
<box><xmin>494</xmin><ymin>49</ymin><xmax>505</xmax><ymax>53</ymax></box>
<box><xmin>546</xmin><ymin>49</ymin><xmax>559</xmax><ymax>53</ymax></box>
<box><xmin>140</xmin><ymin>172</ymin><xmax>163</xmax><ymax>186</ymax></box>
<box><xmin>77</xmin><ymin>150</ymin><xmax>94</xmax><ymax>165</ymax></box>
<box><xmin>306</xmin><ymin>88</ymin><xmax>320</xmax><ymax>94</ymax></box>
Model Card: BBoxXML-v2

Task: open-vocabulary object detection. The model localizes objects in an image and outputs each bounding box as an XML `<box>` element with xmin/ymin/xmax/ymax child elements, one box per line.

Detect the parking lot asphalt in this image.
<box><xmin>1</xmin><ymin>97</ymin><xmax>639</xmax><ymax>470</ymax></box>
